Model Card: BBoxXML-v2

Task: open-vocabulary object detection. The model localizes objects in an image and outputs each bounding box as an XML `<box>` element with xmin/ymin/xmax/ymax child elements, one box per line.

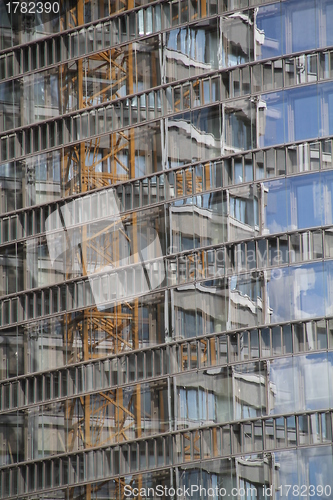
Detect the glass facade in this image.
<box><xmin>1</xmin><ymin>0</ymin><xmax>333</xmax><ymax>499</ymax></box>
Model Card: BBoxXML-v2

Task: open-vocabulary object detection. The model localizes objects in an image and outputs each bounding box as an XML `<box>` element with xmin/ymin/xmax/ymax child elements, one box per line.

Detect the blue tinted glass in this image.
<box><xmin>260</xmin><ymin>92</ymin><xmax>285</xmax><ymax>147</ymax></box>
<box><xmin>328</xmin><ymin>92</ymin><xmax>333</xmax><ymax>136</ymax></box>
<box><xmin>195</xmin><ymin>30</ymin><xmax>206</xmax><ymax>63</ymax></box>
<box><xmin>296</xmin><ymin>181</ymin><xmax>318</xmax><ymax>227</ymax></box>
<box><xmin>289</xmin><ymin>0</ymin><xmax>317</xmax><ymax>52</ymax></box>
<box><xmin>264</xmin><ymin>171</ymin><xmax>333</xmax><ymax>232</ymax></box>
<box><xmin>320</xmin><ymin>171</ymin><xmax>333</xmax><ymax>225</ymax></box>
<box><xmin>267</xmin><ymin>267</ymin><xmax>291</xmax><ymax>323</ymax></box>
<box><xmin>302</xmin><ymin>353</ymin><xmax>330</xmax><ymax>410</ymax></box>
<box><xmin>274</xmin><ymin>450</ymin><xmax>298</xmax><ymax>493</ymax></box>
<box><xmin>289</xmin><ymin>86</ymin><xmax>318</xmax><ymax>141</ymax></box>
<box><xmin>198</xmin><ymin>390</ymin><xmax>205</xmax><ymax>420</ymax></box>
<box><xmin>290</xmin><ymin>262</ymin><xmax>325</xmax><ymax>320</ymax></box>
<box><xmin>262</xmin><ymin>84</ymin><xmax>327</xmax><ymax>147</ymax></box>
<box><xmin>329</xmin><ymin>352</ymin><xmax>333</xmax><ymax>404</ymax></box>
<box><xmin>270</xmin><ymin>354</ymin><xmax>332</xmax><ymax>414</ymax></box>
<box><xmin>288</xmin><ymin>173</ymin><xmax>322</xmax><ymax>229</ymax></box>
<box><xmin>324</xmin><ymin>261</ymin><xmax>333</xmax><ymax>317</ymax></box>
<box><xmin>264</xmin><ymin>179</ymin><xmax>288</xmax><ymax>233</ymax></box>
<box><xmin>167</xmin><ymin>30</ymin><xmax>178</xmax><ymax>50</ymax></box>
<box><xmin>188</xmin><ymin>389</ymin><xmax>198</xmax><ymax>419</ymax></box>
<box><xmin>235</xmin><ymin>161</ymin><xmax>243</xmax><ymax>183</ymax></box>
<box><xmin>302</xmin><ymin>446</ymin><xmax>333</xmax><ymax>492</ymax></box>
<box><xmin>325</xmin><ymin>2</ymin><xmax>333</xmax><ymax>46</ymax></box>
<box><xmin>179</xmin><ymin>389</ymin><xmax>186</xmax><ymax>418</ymax></box>
<box><xmin>256</xmin><ymin>0</ymin><xmax>323</xmax><ymax>60</ymax></box>
<box><xmin>256</xmin><ymin>3</ymin><xmax>283</xmax><ymax>59</ymax></box>
<box><xmin>323</xmin><ymin>81</ymin><xmax>333</xmax><ymax>136</ymax></box>
<box><xmin>208</xmin><ymin>393</ymin><xmax>215</xmax><ymax>420</ymax></box>
<box><xmin>268</xmin><ymin>263</ymin><xmax>325</xmax><ymax>323</ymax></box>
<box><xmin>270</xmin><ymin>357</ymin><xmax>299</xmax><ymax>413</ymax></box>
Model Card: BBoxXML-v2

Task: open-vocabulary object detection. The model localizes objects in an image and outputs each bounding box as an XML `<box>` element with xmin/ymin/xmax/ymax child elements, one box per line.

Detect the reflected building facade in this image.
<box><xmin>1</xmin><ymin>0</ymin><xmax>333</xmax><ymax>498</ymax></box>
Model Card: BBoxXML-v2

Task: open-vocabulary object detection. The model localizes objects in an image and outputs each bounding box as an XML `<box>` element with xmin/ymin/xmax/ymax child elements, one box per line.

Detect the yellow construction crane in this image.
<box><xmin>57</xmin><ymin>0</ymin><xmax>210</xmax><ymax>496</ymax></box>
<box><xmin>59</xmin><ymin>1</ymin><xmax>142</xmax><ymax>499</ymax></box>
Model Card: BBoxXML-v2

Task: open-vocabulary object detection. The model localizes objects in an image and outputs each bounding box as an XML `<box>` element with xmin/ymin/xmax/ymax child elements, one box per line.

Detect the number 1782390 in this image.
<box><xmin>6</xmin><ymin>2</ymin><xmax>59</xmax><ymax>14</ymax></box>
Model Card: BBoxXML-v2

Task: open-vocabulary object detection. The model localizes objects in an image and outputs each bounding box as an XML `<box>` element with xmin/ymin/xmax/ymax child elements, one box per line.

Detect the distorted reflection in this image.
<box><xmin>165</xmin><ymin>20</ymin><xmax>219</xmax><ymax>83</ymax></box>
<box><xmin>259</xmin><ymin>82</ymin><xmax>333</xmax><ymax>147</ymax></box>
<box><xmin>256</xmin><ymin>0</ymin><xmax>333</xmax><ymax>59</ymax></box>
<box><xmin>264</xmin><ymin>171</ymin><xmax>333</xmax><ymax>233</ymax></box>
<box><xmin>269</xmin><ymin>353</ymin><xmax>333</xmax><ymax>415</ymax></box>
<box><xmin>267</xmin><ymin>263</ymin><xmax>325</xmax><ymax>323</ymax></box>
<box><xmin>167</xmin><ymin>106</ymin><xmax>221</xmax><ymax>168</ymax></box>
<box><xmin>274</xmin><ymin>447</ymin><xmax>333</xmax><ymax>498</ymax></box>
